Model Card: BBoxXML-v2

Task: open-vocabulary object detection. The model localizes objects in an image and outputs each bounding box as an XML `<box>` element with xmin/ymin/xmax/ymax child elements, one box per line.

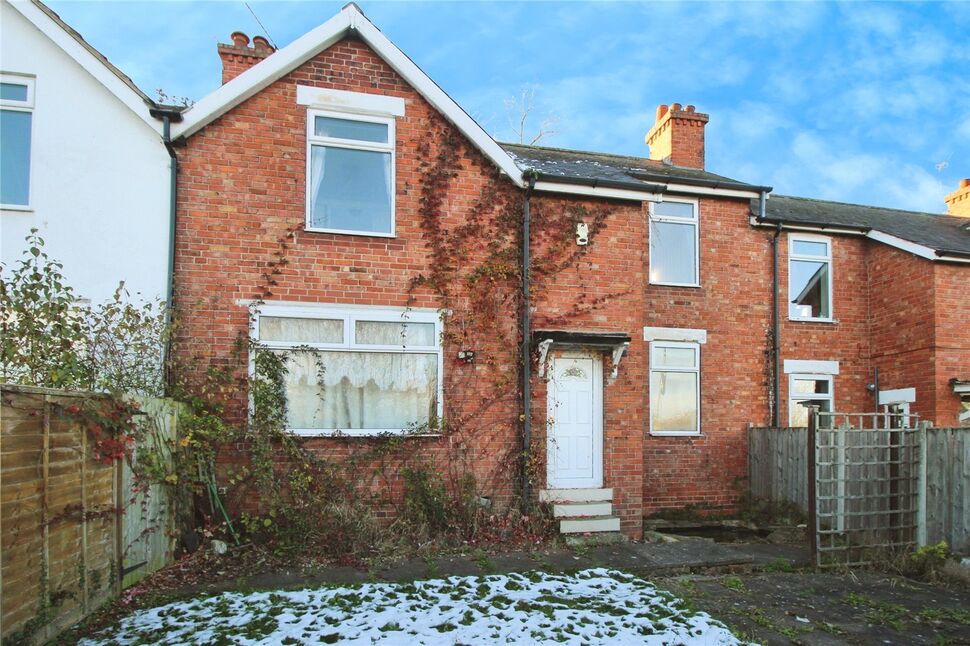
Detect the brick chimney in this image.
<box><xmin>944</xmin><ymin>178</ymin><xmax>970</xmax><ymax>218</ymax></box>
<box><xmin>645</xmin><ymin>103</ymin><xmax>709</xmax><ymax>169</ymax></box>
<box><xmin>217</xmin><ymin>31</ymin><xmax>275</xmax><ymax>84</ymax></box>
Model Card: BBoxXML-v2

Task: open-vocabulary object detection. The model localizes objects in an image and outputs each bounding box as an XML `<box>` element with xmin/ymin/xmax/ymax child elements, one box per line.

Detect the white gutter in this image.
<box><xmin>533</xmin><ymin>181</ymin><xmax>661</xmax><ymax>202</ymax></box>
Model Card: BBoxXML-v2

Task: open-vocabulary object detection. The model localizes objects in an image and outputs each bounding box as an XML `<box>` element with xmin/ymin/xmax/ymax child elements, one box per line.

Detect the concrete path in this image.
<box><xmin>182</xmin><ymin>540</ymin><xmax>811</xmax><ymax>595</ymax></box>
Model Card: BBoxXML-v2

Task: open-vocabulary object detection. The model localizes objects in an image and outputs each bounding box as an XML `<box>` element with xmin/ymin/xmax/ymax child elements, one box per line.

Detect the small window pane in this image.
<box><xmin>653</xmin><ymin>346</ymin><xmax>696</xmax><ymax>369</ymax></box>
<box><xmin>792</xmin><ymin>378</ymin><xmax>830</xmax><ymax>395</ymax></box>
<box><xmin>309</xmin><ymin>145</ymin><xmax>392</xmax><ymax>234</ymax></box>
<box><xmin>650</xmin><ymin>220</ymin><xmax>697</xmax><ymax>284</ymax></box>
<box><xmin>0</xmin><ymin>109</ymin><xmax>31</xmax><ymax>206</ymax></box>
<box><xmin>793</xmin><ymin>240</ymin><xmax>828</xmax><ymax>257</ymax></box>
<box><xmin>277</xmin><ymin>350</ymin><xmax>437</xmax><ymax>431</ymax></box>
<box><xmin>790</xmin><ymin>398</ymin><xmax>831</xmax><ymax>427</ymax></box>
<box><xmin>314</xmin><ymin>116</ymin><xmax>388</xmax><ymax>143</ymax></box>
<box><xmin>654</xmin><ymin>201</ymin><xmax>694</xmax><ymax>219</ymax></box>
<box><xmin>789</xmin><ymin>259</ymin><xmax>830</xmax><ymax>318</ymax></box>
<box><xmin>651</xmin><ymin>371</ymin><xmax>698</xmax><ymax>433</ymax></box>
<box><xmin>259</xmin><ymin>316</ymin><xmax>343</xmax><ymax>343</ymax></box>
<box><xmin>0</xmin><ymin>83</ymin><xmax>28</xmax><ymax>102</ymax></box>
<box><xmin>355</xmin><ymin>320</ymin><xmax>435</xmax><ymax>346</ymax></box>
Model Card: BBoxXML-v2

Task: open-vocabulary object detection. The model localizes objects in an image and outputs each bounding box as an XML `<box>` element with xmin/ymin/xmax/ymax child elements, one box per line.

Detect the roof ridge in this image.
<box><xmin>773</xmin><ymin>194</ymin><xmax>955</xmax><ymax>221</ymax></box>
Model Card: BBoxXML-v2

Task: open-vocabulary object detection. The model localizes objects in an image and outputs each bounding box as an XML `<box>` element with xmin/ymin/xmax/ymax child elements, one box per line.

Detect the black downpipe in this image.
<box><xmin>767</xmin><ymin>192</ymin><xmax>781</xmax><ymax>427</ymax></box>
<box><xmin>162</xmin><ymin>117</ymin><xmax>178</xmax><ymax>381</ymax></box>
<box><xmin>521</xmin><ymin>172</ymin><xmax>537</xmax><ymax>512</ymax></box>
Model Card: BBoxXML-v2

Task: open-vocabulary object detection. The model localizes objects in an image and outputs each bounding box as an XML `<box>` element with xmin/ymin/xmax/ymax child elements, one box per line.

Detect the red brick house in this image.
<box><xmin>167</xmin><ymin>4</ymin><xmax>970</xmax><ymax>538</ymax></box>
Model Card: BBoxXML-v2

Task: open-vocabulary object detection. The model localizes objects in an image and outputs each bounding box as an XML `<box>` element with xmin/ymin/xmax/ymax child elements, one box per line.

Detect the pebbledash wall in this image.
<box><xmin>171</xmin><ymin>28</ymin><xmax>969</xmax><ymax>536</ymax></box>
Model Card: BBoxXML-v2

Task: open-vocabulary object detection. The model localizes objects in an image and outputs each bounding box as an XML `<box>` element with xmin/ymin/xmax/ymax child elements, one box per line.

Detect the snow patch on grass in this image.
<box><xmin>81</xmin><ymin>568</ymin><xmax>743</xmax><ymax>645</ymax></box>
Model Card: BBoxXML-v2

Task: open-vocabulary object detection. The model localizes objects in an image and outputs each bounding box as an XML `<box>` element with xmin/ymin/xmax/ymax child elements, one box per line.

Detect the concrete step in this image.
<box><xmin>559</xmin><ymin>516</ymin><xmax>621</xmax><ymax>534</ymax></box>
<box><xmin>553</xmin><ymin>502</ymin><xmax>612</xmax><ymax>518</ymax></box>
<box><xmin>539</xmin><ymin>488</ymin><xmax>612</xmax><ymax>503</ymax></box>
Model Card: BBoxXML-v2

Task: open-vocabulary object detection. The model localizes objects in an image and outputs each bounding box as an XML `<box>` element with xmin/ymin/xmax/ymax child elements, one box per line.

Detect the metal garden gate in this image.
<box><xmin>808</xmin><ymin>408</ymin><xmax>926</xmax><ymax>567</ymax></box>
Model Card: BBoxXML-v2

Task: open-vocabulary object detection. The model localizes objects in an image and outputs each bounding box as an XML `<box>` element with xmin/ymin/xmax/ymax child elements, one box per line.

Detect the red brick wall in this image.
<box><xmin>528</xmin><ymin>195</ymin><xmax>647</xmax><ymax>534</ymax></box>
<box><xmin>173</xmin><ymin>38</ymin><xmax>525</xmax><ymax>516</ymax></box>
<box><xmin>933</xmin><ymin>262</ymin><xmax>970</xmax><ymax>425</ymax></box>
<box><xmin>778</xmin><ymin>233</ymin><xmax>873</xmax><ymax>422</ymax></box>
<box><xmin>867</xmin><ymin>244</ymin><xmax>937</xmax><ymax>419</ymax></box>
<box><xmin>641</xmin><ymin>198</ymin><xmax>772</xmax><ymax>514</ymax></box>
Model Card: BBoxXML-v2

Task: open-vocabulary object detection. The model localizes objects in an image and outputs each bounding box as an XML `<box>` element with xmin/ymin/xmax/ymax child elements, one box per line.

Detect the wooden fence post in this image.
<box><xmin>807</xmin><ymin>406</ymin><xmax>818</xmax><ymax>565</ymax></box>
<box><xmin>916</xmin><ymin>421</ymin><xmax>929</xmax><ymax>547</ymax></box>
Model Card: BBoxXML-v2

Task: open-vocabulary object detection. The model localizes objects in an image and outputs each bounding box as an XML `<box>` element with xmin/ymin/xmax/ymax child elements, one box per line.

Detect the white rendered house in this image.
<box><xmin>0</xmin><ymin>0</ymin><xmax>172</xmax><ymax>306</ymax></box>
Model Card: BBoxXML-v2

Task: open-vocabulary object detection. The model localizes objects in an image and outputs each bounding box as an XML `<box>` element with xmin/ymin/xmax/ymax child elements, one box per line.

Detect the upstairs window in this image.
<box><xmin>649</xmin><ymin>199</ymin><xmax>698</xmax><ymax>286</ymax></box>
<box><xmin>0</xmin><ymin>75</ymin><xmax>34</xmax><ymax>209</ymax></box>
<box><xmin>253</xmin><ymin>304</ymin><xmax>442</xmax><ymax>436</ymax></box>
<box><xmin>788</xmin><ymin>235</ymin><xmax>832</xmax><ymax>321</ymax></box>
<box><xmin>306</xmin><ymin>110</ymin><xmax>394</xmax><ymax>236</ymax></box>
<box><xmin>649</xmin><ymin>341</ymin><xmax>700</xmax><ymax>435</ymax></box>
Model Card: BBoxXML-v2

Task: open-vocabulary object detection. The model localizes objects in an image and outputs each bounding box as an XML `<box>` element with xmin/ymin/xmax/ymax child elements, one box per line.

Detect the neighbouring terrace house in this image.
<box><xmin>163</xmin><ymin>4</ymin><xmax>969</xmax><ymax>538</ymax></box>
<box><xmin>0</xmin><ymin>0</ymin><xmax>175</xmax><ymax>307</ymax></box>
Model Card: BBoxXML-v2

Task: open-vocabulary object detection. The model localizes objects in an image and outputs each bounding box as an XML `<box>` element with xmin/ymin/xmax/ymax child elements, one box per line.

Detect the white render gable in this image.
<box><xmin>0</xmin><ymin>0</ymin><xmax>171</xmax><ymax>305</ymax></box>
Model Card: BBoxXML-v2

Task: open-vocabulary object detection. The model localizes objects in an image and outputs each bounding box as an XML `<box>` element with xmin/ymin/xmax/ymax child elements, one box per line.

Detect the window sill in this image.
<box><xmin>788</xmin><ymin>317</ymin><xmax>837</xmax><ymax>324</ymax></box>
<box><xmin>649</xmin><ymin>432</ymin><xmax>704</xmax><ymax>438</ymax></box>
<box><xmin>649</xmin><ymin>282</ymin><xmax>701</xmax><ymax>289</ymax></box>
<box><xmin>305</xmin><ymin>226</ymin><xmax>396</xmax><ymax>238</ymax></box>
<box><xmin>288</xmin><ymin>429</ymin><xmax>442</xmax><ymax>438</ymax></box>
<box><xmin>1</xmin><ymin>205</ymin><xmax>33</xmax><ymax>213</ymax></box>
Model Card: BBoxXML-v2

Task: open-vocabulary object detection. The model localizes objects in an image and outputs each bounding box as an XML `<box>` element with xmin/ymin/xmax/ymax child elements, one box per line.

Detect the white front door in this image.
<box><xmin>547</xmin><ymin>353</ymin><xmax>603</xmax><ymax>489</ymax></box>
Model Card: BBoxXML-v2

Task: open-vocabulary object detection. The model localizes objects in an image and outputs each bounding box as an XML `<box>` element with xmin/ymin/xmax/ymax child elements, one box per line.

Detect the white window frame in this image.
<box><xmin>788</xmin><ymin>373</ymin><xmax>834</xmax><ymax>427</ymax></box>
<box><xmin>649</xmin><ymin>340</ymin><xmax>701</xmax><ymax>436</ymax></box>
<box><xmin>0</xmin><ymin>73</ymin><xmax>35</xmax><ymax>211</ymax></box>
<box><xmin>251</xmin><ymin>302</ymin><xmax>443</xmax><ymax>437</ymax></box>
<box><xmin>788</xmin><ymin>233</ymin><xmax>833</xmax><ymax>322</ymax></box>
<box><xmin>648</xmin><ymin>197</ymin><xmax>700</xmax><ymax>288</ymax></box>
<box><xmin>304</xmin><ymin>108</ymin><xmax>396</xmax><ymax>237</ymax></box>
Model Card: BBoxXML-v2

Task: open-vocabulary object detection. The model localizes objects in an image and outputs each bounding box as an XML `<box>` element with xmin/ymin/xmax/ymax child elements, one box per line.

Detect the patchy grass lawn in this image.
<box><xmin>79</xmin><ymin>568</ymin><xmax>744</xmax><ymax>645</ymax></box>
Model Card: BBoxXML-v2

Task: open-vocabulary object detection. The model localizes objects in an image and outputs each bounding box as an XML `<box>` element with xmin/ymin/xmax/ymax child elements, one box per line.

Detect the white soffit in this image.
<box><xmin>171</xmin><ymin>4</ymin><xmax>525</xmax><ymax>186</ymax></box>
<box><xmin>878</xmin><ymin>387</ymin><xmax>916</xmax><ymax>405</ymax></box>
<box><xmin>643</xmin><ymin>326</ymin><xmax>708</xmax><ymax>344</ymax></box>
<box><xmin>784</xmin><ymin>359</ymin><xmax>840</xmax><ymax>375</ymax></box>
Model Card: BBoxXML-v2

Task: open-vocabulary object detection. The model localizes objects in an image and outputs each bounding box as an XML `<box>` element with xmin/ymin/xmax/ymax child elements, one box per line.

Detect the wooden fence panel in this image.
<box><xmin>749</xmin><ymin>424</ymin><xmax>970</xmax><ymax>556</ymax></box>
<box><xmin>1</xmin><ymin>385</ymin><xmax>180</xmax><ymax>644</ymax></box>
<box><xmin>748</xmin><ymin>426</ymin><xmax>807</xmax><ymax>510</ymax></box>
<box><xmin>924</xmin><ymin>428</ymin><xmax>970</xmax><ymax>554</ymax></box>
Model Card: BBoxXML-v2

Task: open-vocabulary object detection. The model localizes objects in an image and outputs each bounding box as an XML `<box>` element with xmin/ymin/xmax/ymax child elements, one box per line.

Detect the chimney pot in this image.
<box><xmin>961</xmin><ymin>178</ymin><xmax>970</xmax><ymax>189</ymax></box>
<box><xmin>656</xmin><ymin>104</ymin><xmax>669</xmax><ymax>121</ymax></box>
<box><xmin>670</xmin><ymin>102</ymin><xmax>683</xmax><ymax>112</ymax></box>
<box><xmin>686</xmin><ymin>105</ymin><xmax>696</xmax><ymax>113</ymax></box>
<box><xmin>252</xmin><ymin>36</ymin><xmax>272</xmax><ymax>53</ymax></box>
<box><xmin>230</xmin><ymin>31</ymin><xmax>250</xmax><ymax>48</ymax></box>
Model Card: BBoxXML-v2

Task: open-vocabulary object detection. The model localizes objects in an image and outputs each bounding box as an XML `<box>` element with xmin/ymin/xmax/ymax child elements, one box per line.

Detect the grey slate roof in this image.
<box><xmin>501</xmin><ymin>143</ymin><xmax>769</xmax><ymax>193</ymax></box>
<box><xmin>755</xmin><ymin>195</ymin><xmax>970</xmax><ymax>259</ymax></box>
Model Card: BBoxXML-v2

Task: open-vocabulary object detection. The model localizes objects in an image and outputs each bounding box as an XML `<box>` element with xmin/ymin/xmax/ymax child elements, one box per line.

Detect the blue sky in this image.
<box><xmin>47</xmin><ymin>0</ymin><xmax>970</xmax><ymax>213</ymax></box>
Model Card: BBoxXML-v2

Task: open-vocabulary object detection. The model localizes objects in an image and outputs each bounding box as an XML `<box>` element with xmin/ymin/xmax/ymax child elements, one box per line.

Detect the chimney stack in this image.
<box><xmin>944</xmin><ymin>178</ymin><xmax>970</xmax><ymax>218</ymax></box>
<box><xmin>645</xmin><ymin>102</ymin><xmax>709</xmax><ymax>169</ymax></box>
<box><xmin>217</xmin><ymin>31</ymin><xmax>275</xmax><ymax>85</ymax></box>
